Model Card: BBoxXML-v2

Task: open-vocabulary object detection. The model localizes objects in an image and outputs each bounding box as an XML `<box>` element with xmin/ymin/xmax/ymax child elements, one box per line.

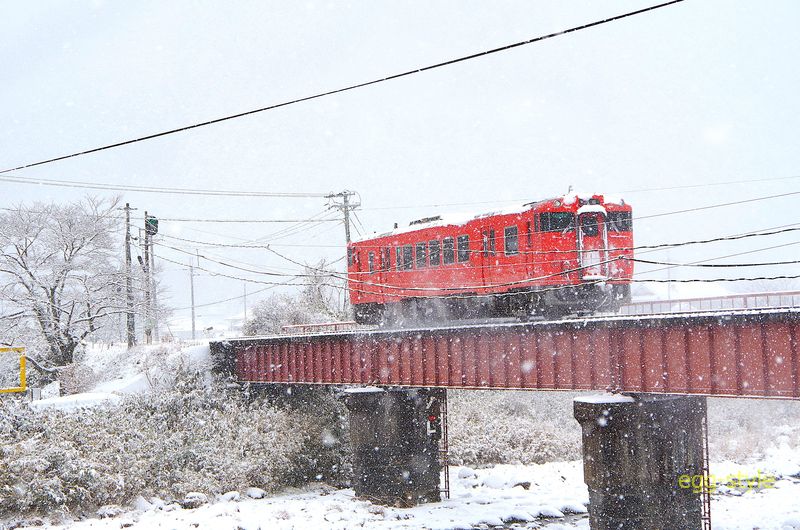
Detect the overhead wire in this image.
<box><xmin>156</xmin><ymin>221</ymin><xmax>800</xmax><ymax>259</ymax></box>
<box><xmin>358</xmin><ymin>176</ymin><xmax>800</xmax><ymax>212</ymax></box>
<box><xmin>1</xmin><ymin>0</ymin><xmax>686</xmax><ymax>175</ymax></box>
<box><xmin>154</xmin><ymin>237</ymin><xmax>800</xmax><ymax>302</ymax></box>
<box><xmin>630</xmin><ymin>257</ymin><xmax>800</xmax><ymax>268</ymax></box>
<box><xmin>0</xmin><ymin>173</ymin><xmax>328</xmax><ymax>198</ymax></box>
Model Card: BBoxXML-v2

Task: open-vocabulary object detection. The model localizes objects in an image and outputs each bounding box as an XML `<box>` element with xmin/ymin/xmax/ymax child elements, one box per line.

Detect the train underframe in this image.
<box><xmin>353</xmin><ymin>283</ymin><xmax>632</xmax><ymax>326</ymax></box>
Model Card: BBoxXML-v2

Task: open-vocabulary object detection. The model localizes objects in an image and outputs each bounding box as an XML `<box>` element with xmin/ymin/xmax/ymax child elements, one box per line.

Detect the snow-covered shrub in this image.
<box><xmin>448</xmin><ymin>391</ymin><xmax>800</xmax><ymax>468</ymax></box>
<box><xmin>448</xmin><ymin>390</ymin><xmax>582</xmax><ymax>466</ymax></box>
<box><xmin>0</xmin><ymin>372</ymin><xmax>350</xmax><ymax>518</ymax></box>
<box><xmin>242</xmin><ymin>261</ymin><xmax>348</xmax><ymax>336</ymax></box>
<box><xmin>245</xmin><ymin>385</ymin><xmax>352</xmax><ymax>487</ymax></box>
<box><xmin>708</xmin><ymin>397</ymin><xmax>800</xmax><ymax>462</ymax></box>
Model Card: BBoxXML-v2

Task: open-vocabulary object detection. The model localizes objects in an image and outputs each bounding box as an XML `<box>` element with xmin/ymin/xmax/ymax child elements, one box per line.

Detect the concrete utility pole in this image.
<box><xmin>142</xmin><ymin>212</ymin><xmax>152</xmax><ymax>344</ymax></box>
<box><xmin>189</xmin><ymin>263</ymin><xmax>196</xmax><ymax>340</ymax></box>
<box><xmin>151</xmin><ymin>240</ymin><xmax>159</xmax><ymax>342</ymax></box>
<box><xmin>326</xmin><ymin>190</ymin><xmax>360</xmax><ymax>243</ymax></box>
<box><xmin>122</xmin><ymin>203</ymin><xmax>136</xmax><ymax>348</ymax></box>
<box><xmin>325</xmin><ymin>191</ymin><xmax>360</xmax><ymax>317</ymax></box>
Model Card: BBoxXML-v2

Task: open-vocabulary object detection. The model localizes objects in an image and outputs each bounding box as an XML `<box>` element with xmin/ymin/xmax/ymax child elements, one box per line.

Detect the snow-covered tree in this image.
<box><xmin>0</xmin><ymin>197</ymin><xmax>126</xmax><ymax>365</ymax></box>
<box><xmin>243</xmin><ymin>258</ymin><xmax>348</xmax><ymax>336</ymax></box>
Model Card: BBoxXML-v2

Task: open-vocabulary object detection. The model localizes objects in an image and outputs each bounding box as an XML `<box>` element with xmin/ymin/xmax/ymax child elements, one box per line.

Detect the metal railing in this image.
<box><xmin>620</xmin><ymin>290</ymin><xmax>800</xmax><ymax>316</ymax></box>
<box><xmin>281</xmin><ymin>321</ymin><xmax>367</xmax><ymax>335</ymax></box>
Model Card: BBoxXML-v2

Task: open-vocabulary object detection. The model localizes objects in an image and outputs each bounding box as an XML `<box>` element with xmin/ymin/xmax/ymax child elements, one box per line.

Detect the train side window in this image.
<box><xmin>457</xmin><ymin>235</ymin><xmax>470</xmax><ymax>262</ymax></box>
<box><xmin>608</xmin><ymin>211</ymin><xmax>632</xmax><ymax>232</ymax></box>
<box><xmin>415</xmin><ymin>242</ymin><xmax>427</xmax><ymax>268</ymax></box>
<box><xmin>368</xmin><ymin>252</ymin><xmax>375</xmax><ymax>273</ymax></box>
<box><xmin>504</xmin><ymin>226</ymin><xmax>519</xmax><ymax>255</ymax></box>
<box><xmin>403</xmin><ymin>245</ymin><xmax>413</xmax><ymax>270</ymax></box>
<box><xmin>381</xmin><ymin>247</ymin><xmax>391</xmax><ymax>271</ymax></box>
<box><xmin>429</xmin><ymin>240</ymin><xmax>441</xmax><ymax>266</ymax></box>
<box><xmin>396</xmin><ymin>247</ymin><xmax>403</xmax><ymax>270</ymax></box>
<box><xmin>348</xmin><ymin>247</ymin><xmax>355</xmax><ymax>267</ymax></box>
<box><xmin>540</xmin><ymin>212</ymin><xmax>574</xmax><ymax>232</ymax></box>
<box><xmin>443</xmin><ymin>237</ymin><xmax>455</xmax><ymax>264</ymax></box>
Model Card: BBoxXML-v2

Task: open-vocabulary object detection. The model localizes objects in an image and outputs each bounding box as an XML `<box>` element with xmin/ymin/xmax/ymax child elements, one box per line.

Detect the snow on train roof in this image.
<box><xmin>353</xmin><ymin>192</ymin><xmax>626</xmax><ymax>243</ymax></box>
<box><xmin>353</xmin><ymin>202</ymin><xmax>533</xmax><ymax>243</ymax></box>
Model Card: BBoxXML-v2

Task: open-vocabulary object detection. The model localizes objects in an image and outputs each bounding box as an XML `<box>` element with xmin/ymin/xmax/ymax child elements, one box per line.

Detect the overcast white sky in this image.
<box><xmin>2</xmin><ymin>1</ymin><xmax>799</xmax><ymax>332</ymax></box>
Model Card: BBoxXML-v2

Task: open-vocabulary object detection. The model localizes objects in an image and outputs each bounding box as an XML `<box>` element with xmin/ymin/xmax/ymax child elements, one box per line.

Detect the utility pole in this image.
<box><xmin>326</xmin><ymin>191</ymin><xmax>360</xmax><ymax>318</ymax></box>
<box><xmin>326</xmin><ymin>190</ymin><xmax>360</xmax><ymax>243</ymax></box>
<box><xmin>142</xmin><ymin>212</ymin><xmax>152</xmax><ymax>344</ymax></box>
<box><xmin>122</xmin><ymin>203</ymin><xmax>136</xmax><ymax>348</ymax></box>
<box><xmin>151</xmin><ymin>239</ymin><xmax>159</xmax><ymax>342</ymax></box>
<box><xmin>189</xmin><ymin>263</ymin><xmax>196</xmax><ymax>340</ymax></box>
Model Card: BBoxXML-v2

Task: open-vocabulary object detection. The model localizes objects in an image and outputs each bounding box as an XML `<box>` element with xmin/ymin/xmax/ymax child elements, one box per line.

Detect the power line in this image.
<box><xmin>634</xmin><ymin>275</ymin><xmax>800</xmax><ymax>284</ymax></box>
<box><xmin>154</xmin><ymin>216</ymin><xmax>339</xmax><ymax>223</ymax></box>
<box><xmin>359</xmin><ymin>175</ymin><xmax>800</xmax><ymax>212</ymax></box>
<box><xmin>157</xmin><ymin>241</ymin><xmax>800</xmax><ymax>303</ymax></box>
<box><xmin>158</xmin><ymin>221</ymin><xmax>800</xmax><ymax>259</ymax></box>
<box><xmin>0</xmin><ymin>0</ymin><xmax>686</xmax><ymax>175</ymax></box>
<box><xmin>157</xmin><ymin>253</ymin><xmax>305</xmax><ymax>287</ymax></box>
<box><xmin>637</xmin><ymin>190</ymin><xmax>800</xmax><ymax>220</ymax></box>
<box><xmin>172</xmin><ymin>285</ymin><xmax>281</xmax><ymax>311</ymax></box>
<box><xmin>617</xmin><ymin>175</ymin><xmax>800</xmax><ymax>194</ymax></box>
<box><xmin>0</xmin><ymin>173</ymin><xmax>328</xmax><ymax>198</ymax></box>
<box><xmin>357</xmin><ymin>191</ymin><xmax>800</xmax><ymax>246</ymax></box>
<box><xmin>631</xmin><ymin>257</ymin><xmax>800</xmax><ymax>268</ymax></box>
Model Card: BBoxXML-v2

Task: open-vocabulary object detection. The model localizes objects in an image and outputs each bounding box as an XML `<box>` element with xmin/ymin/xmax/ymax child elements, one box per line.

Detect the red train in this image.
<box><xmin>347</xmin><ymin>193</ymin><xmax>634</xmax><ymax>324</ymax></box>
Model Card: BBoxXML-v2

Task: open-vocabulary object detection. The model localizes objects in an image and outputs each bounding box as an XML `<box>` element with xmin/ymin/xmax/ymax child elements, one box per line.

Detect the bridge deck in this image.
<box><xmin>211</xmin><ymin>308</ymin><xmax>800</xmax><ymax>399</ymax></box>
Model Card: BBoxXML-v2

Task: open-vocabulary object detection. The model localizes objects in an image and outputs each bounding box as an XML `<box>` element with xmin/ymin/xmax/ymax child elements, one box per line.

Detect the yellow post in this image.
<box><xmin>0</xmin><ymin>347</ymin><xmax>28</xmax><ymax>394</ymax></box>
<box><xmin>19</xmin><ymin>355</ymin><xmax>26</xmax><ymax>391</ymax></box>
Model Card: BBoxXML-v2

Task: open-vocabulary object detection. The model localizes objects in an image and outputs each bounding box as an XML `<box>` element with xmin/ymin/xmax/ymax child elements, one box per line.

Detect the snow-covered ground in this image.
<box><xmin>14</xmin><ymin>342</ymin><xmax>800</xmax><ymax>529</ymax></box>
<box><xmin>29</xmin><ymin>341</ymin><xmax>212</xmax><ymax>410</ymax></box>
<box><xmin>11</xmin><ymin>458</ymin><xmax>800</xmax><ymax>530</ymax></box>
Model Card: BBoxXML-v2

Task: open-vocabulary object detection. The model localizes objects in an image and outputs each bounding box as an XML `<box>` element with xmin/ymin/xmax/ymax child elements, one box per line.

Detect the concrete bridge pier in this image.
<box><xmin>342</xmin><ymin>387</ymin><xmax>444</xmax><ymax>506</ymax></box>
<box><xmin>573</xmin><ymin>393</ymin><xmax>707</xmax><ymax>530</ymax></box>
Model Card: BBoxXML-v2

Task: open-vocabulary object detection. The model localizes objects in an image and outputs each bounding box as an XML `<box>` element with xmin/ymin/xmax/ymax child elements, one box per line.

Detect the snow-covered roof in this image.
<box><xmin>353</xmin><ymin>202</ymin><xmax>537</xmax><ymax>243</ymax></box>
<box><xmin>353</xmin><ymin>191</ymin><xmax>627</xmax><ymax>243</ymax></box>
<box><xmin>576</xmin><ymin>204</ymin><xmax>607</xmax><ymax>215</ymax></box>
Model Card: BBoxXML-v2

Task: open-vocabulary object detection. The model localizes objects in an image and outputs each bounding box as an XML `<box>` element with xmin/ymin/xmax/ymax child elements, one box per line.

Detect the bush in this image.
<box><xmin>447</xmin><ymin>390</ymin><xmax>582</xmax><ymax>466</ymax></box>
<box><xmin>0</xmin><ymin>373</ymin><xmax>350</xmax><ymax>518</ymax></box>
<box><xmin>447</xmin><ymin>391</ymin><xmax>800</xmax><ymax>468</ymax></box>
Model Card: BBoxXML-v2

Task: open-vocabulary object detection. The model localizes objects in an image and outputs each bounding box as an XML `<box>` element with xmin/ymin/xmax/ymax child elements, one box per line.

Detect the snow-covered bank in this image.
<box><xmin>13</xmin><ymin>459</ymin><xmax>800</xmax><ymax>530</ymax></box>
<box><xmin>29</xmin><ymin>342</ymin><xmax>212</xmax><ymax>411</ymax></box>
<box><xmin>14</xmin><ymin>463</ymin><xmax>590</xmax><ymax>530</ymax></box>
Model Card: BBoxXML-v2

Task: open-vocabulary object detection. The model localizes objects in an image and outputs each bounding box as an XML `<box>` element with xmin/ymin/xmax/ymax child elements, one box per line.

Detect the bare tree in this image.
<box><xmin>299</xmin><ymin>258</ymin><xmax>349</xmax><ymax>321</ymax></box>
<box><xmin>243</xmin><ymin>258</ymin><xmax>349</xmax><ymax>336</ymax></box>
<box><xmin>0</xmin><ymin>197</ymin><xmax>126</xmax><ymax>365</ymax></box>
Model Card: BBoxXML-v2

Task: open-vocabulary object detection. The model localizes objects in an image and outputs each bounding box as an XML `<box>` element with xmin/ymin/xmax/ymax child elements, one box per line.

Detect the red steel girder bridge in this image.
<box><xmin>213</xmin><ymin>308</ymin><xmax>800</xmax><ymax>400</ymax></box>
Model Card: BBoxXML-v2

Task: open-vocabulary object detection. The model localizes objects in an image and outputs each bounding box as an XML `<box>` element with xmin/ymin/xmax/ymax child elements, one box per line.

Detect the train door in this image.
<box><xmin>377</xmin><ymin>247</ymin><xmax>390</xmax><ymax>304</ymax></box>
<box><xmin>577</xmin><ymin>209</ymin><xmax>609</xmax><ymax>279</ymax></box>
<box><xmin>480</xmin><ymin>227</ymin><xmax>496</xmax><ymax>286</ymax></box>
<box><xmin>524</xmin><ymin>219</ymin><xmax>536</xmax><ymax>277</ymax></box>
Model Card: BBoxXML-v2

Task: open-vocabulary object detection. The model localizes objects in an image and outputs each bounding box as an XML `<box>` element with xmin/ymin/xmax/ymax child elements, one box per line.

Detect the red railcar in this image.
<box><xmin>347</xmin><ymin>193</ymin><xmax>633</xmax><ymax>324</ymax></box>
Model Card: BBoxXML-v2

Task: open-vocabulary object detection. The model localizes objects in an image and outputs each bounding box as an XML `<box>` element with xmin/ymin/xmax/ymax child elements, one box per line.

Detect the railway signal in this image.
<box><xmin>145</xmin><ymin>215</ymin><xmax>158</xmax><ymax>235</ymax></box>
